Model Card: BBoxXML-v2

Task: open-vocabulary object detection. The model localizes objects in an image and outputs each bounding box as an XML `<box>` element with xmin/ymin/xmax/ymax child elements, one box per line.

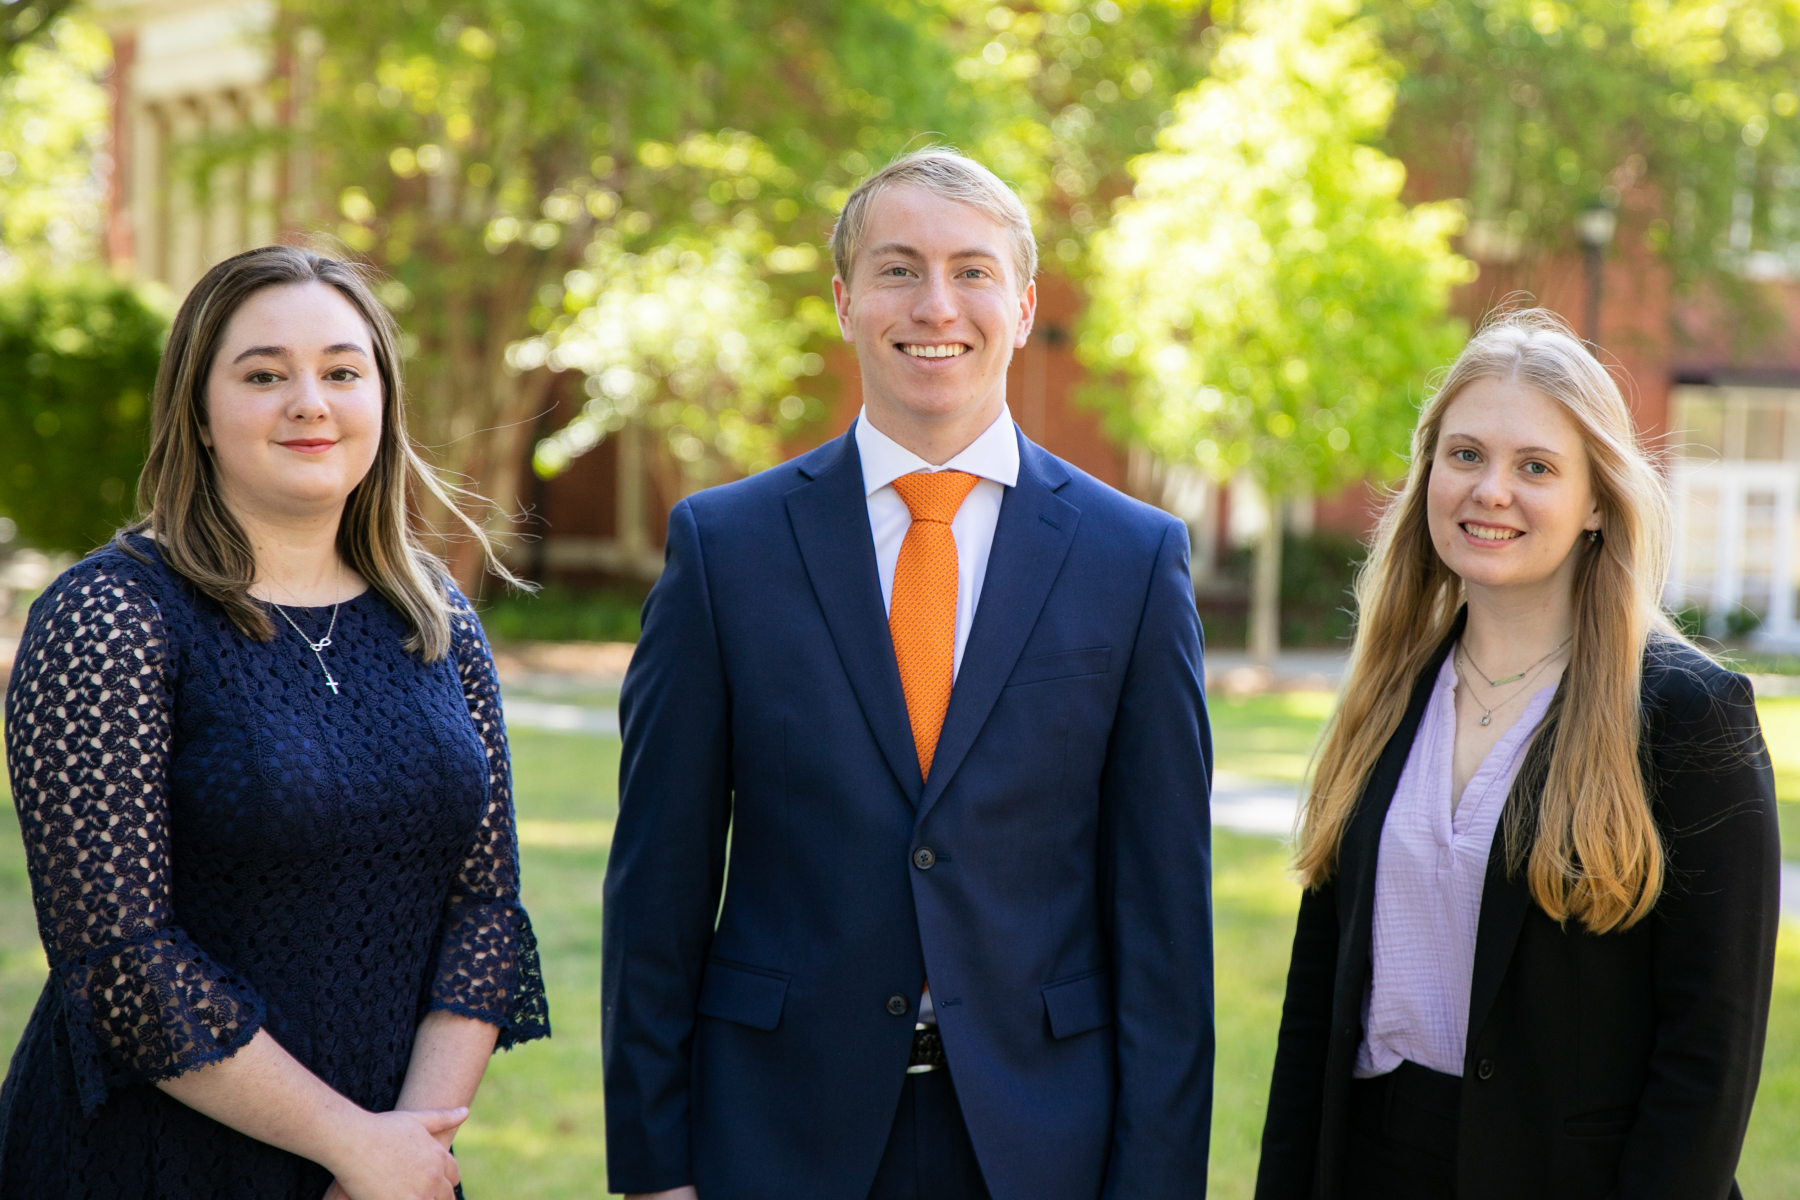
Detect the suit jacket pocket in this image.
<box><xmin>1007</xmin><ymin>647</ymin><xmax>1111</xmax><ymax>688</ymax></box>
<box><xmin>1042</xmin><ymin>968</ymin><xmax>1114</xmax><ymax>1039</ymax></box>
<box><xmin>1564</xmin><ymin>1106</ymin><xmax>1634</xmax><ymax>1139</ymax></box>
<box><xmin>696</xmin><ymin>959</ymin><xmax>790</xmax><ymax>1031</ymax></box>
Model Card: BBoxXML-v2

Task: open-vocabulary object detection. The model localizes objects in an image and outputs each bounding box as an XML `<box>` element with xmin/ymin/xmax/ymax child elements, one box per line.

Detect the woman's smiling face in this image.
<box><xmin>1426</xmin><ymin>375</ymin><xmax>1603</xmax><ymax>595</ymax></box>
<box><xmin>202</xmin><ymin>281</ymin><xmax>384</xmax><ymax>523</ymax></box>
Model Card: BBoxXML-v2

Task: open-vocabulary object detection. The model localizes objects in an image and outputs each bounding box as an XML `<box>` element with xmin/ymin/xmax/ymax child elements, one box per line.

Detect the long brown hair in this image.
<box><xmin>121</xmin><ymin>244</ymin><xmax>516</xmax><ymax>661</ymax></box>
<box><xmin>1295</xmin><ymin>309</ymin><xmax>1677</xmax><ymax>932</ymax></box>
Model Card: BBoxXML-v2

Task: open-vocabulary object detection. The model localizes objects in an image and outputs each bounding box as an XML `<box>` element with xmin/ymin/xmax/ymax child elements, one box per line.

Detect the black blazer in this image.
<box><xmin>1256</xmin><ymin>622</ymin><xmax>1780</xmax><ymax>1200</ymax></box>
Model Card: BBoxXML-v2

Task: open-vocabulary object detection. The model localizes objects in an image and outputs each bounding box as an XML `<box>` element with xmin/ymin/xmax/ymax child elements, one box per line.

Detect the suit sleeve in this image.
<box><xmin>1098</xmin><ymin>519</ymin><xmax>1216</xmax><ymax>1198</ymax></box>
<box><xmin>1617</xmin><ymin>669</ymin><xmax>1779</xmax><ymax>1199</ymax></box>
<box><xmin>1254</xmin><ymin>877</ymin><xmax>1343</xmax><ymax>1199</ymax></box>
<box><xmin>602</xmin><ymin>499</ymin><xmax>734</xmax><ymax>1194</ymax></box>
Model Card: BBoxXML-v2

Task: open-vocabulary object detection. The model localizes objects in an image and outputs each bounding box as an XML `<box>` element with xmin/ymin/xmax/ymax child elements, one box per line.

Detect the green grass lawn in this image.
<box><xmin>0</xmin><ymin>717</ymin><xmax>1796</xmax><ymax>1195</ymax></box>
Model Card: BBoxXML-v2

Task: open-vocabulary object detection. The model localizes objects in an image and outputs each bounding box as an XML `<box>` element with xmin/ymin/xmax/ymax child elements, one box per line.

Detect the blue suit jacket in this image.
<box><xmin>602</xmin><ymin>423</ymin><xmax>1215</xmax><ymax>1199</ymax></box>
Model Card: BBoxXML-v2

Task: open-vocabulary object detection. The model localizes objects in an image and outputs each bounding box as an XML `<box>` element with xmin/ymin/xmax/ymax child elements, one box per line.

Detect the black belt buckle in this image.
<box><xmin>908</xmin><ymin>1024</ymin><xmax>947</xmax><ymax>1074</ymax></box>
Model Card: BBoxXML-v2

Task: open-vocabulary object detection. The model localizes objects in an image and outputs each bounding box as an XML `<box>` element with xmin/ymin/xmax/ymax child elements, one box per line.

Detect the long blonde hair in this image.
<box><xmin>1295</xmin><ymin>309</ymin><xmax>1677</xmax><ymax>932</ymax></box>
<box><xmin>121</xmin><ymin>245</ymin><xmax>517</xmax><ymax>662</ymax></box>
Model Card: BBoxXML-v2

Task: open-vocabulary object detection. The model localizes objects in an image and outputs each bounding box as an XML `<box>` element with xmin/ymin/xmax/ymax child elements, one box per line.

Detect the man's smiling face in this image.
<box><xmin>832</xmin><ymin>184</ymin><xmax>1035</xmax><ymax>445</ymax></box>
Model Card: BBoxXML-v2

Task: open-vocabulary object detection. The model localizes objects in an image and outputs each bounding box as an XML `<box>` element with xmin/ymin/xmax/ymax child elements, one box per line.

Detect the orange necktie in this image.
<box><xmin>889</xmin><ymin>470</ymin><xmax>980</xmax><ymax>781</ymax></box>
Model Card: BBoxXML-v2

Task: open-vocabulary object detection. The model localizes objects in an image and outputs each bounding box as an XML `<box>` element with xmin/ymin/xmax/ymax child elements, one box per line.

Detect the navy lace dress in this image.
<box><xmin>0</xmin><ymin>537</ymin><xmax>549</xmax><ymax>1198</ymax></box>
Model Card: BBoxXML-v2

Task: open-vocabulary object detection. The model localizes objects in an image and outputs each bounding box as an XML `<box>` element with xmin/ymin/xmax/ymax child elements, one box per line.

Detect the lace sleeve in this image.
<box><xmin>427</xmin><ymin>595</ymin><xmax>549</xmax><ymax>1048</ymax></box>
<box><xmin>4</xmin><ymin>561</ymin><xmax>265</xmax><ymax>1112</ymax></box>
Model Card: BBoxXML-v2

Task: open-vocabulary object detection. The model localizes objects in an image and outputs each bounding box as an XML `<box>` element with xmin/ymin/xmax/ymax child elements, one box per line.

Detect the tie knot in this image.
<box><xmin>891</xmin><ymin>470</ymin><xmax>979</xmax><ymax>525</ymax></box>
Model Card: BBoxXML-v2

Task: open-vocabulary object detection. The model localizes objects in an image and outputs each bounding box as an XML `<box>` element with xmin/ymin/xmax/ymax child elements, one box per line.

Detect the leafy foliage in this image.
<box><xmin>1082</xmin><ymin>0</ymin><xmax>1473</xmax><ymax>496</ymax></box>
<box><xmin>280</xmin><ymin>0</ymin><xmax>981</xmax><ymax>545</ymax></box>
<box><xmin>1377</xmin><ymin>0</ymin><xmax>1800</xmax><ymax>300</ymax></box>
<box><xmin>0</xmin><ymin>16</ymin><xmax>110</xmax><ymax>278</ymax></box>
<box><xmin>934</xmin><ymin>0</ymin><xmax>1215</xmax><ymax>257</ymax></box>
<box><xmin>0</xmin><ymin>1</ymin><xmax>79</xmax><ymax>70</ymax></box>
<box><xmin>0</xmin><ymin>273</ymin><xmax>169</xmax><ymax>552</ymax></box>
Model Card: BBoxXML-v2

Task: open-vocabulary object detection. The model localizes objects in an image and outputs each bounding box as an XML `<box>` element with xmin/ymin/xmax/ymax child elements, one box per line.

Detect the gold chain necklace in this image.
<box><xmin>1456</xmin><ymin>636</ymin><xmax>1569</xmax><ymax>726</ymax></box>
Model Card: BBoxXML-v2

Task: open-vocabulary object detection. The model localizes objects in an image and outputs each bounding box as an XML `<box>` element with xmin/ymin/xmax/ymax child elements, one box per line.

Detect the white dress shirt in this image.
<box><xmin>855</xmin><ymin>404</ymin><xmax>1020</xmax><ymax>680</ymax></box>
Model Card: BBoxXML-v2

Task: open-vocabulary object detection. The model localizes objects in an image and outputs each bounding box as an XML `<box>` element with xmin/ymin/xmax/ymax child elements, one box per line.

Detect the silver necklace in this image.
<box><xmin>268</xmin><ymin>563</ymin><xmax>344</xmax><ymax>696</ymax></box>
<box><xmin>1457</xmin><ymin>637</ymin><xmax>1569</xmax><ymax>726</ymax></box>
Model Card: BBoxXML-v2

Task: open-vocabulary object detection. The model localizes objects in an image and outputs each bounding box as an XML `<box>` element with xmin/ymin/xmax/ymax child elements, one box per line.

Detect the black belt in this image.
<box><xmin>907</xmin><ymin>1024</ymin><xmax>947</xmax><ymax>1073</ymax></box>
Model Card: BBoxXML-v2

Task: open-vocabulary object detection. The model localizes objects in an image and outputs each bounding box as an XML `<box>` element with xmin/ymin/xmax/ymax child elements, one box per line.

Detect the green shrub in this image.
<box><xmin>0</xmin><ymin>272</ymin><xmax>168</xmax><ymax>552</ymax></box>
<box><xmin>480</xmin><ymin>585</ymin><xmax>646</xmax><ymax>643</ymax></box>
<box><xmin>1725</xmin><ymin>605</ymin><xmax>1764</xmax><ymax>638</ymax></box>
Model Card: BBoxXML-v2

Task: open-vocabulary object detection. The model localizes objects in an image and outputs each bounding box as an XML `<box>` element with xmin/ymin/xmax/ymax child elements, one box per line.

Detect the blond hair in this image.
<box><xmin>121</xmin><ymin>245</ymin><xmax>518</xmax><ymax>662</ymax></box>
<box><xmin>830</xmin><ymin>147</ymin><xmax>1037</xmax><ymax>292</ymax></box>
<box><xmin>1296</xmin><ymin>309</ymin><xmax>1677</xmax><ymax>932</ymax></box>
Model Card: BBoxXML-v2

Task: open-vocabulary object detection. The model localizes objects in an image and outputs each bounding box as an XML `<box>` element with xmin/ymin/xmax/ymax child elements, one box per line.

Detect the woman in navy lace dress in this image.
<box><xmin>0</xmin><ymin>246</ymin><xmax>549</xmax><ymax>1200</ymax></box>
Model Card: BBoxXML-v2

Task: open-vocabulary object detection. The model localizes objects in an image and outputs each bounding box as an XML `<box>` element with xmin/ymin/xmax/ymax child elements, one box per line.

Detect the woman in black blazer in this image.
<box><xmin>1256</xmin><ymin>310</ymin><xmax>1779</xmax><ymax>1200</ymax></box>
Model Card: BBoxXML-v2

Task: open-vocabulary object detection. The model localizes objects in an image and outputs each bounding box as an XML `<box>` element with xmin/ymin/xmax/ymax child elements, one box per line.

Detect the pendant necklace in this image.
<box><xmin>1457</xmin><ymin>636</ymin><xmax>1569</xmax><ymax>726</ymax></box>
<box><xmin>269</xmin><ymin>562</ymin><xmax>344</xmax><ymax>696</ymax></box>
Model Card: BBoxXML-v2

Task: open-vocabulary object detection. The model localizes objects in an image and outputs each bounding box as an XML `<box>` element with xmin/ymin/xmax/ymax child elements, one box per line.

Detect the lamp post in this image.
<box><xmin>1575</xmin><ymin>203</ymin><xmax>1617</xmax><ymax>346</ymax></box>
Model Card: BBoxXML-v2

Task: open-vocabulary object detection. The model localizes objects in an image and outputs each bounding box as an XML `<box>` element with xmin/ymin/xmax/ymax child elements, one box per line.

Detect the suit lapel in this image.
<box><xmin>915</xmin><ymin>433</ymin><xmax>1078</xmax><ymax>825</ymax></box>
<box><xmin>784</xmin><ymin>425</ymin><xmax>924</xmax><ymax>804</ymax></box>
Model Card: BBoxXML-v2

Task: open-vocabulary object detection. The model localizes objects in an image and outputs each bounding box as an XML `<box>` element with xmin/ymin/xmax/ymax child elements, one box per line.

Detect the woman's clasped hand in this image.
<box><xmin>319</xmin><ymin>1108</ymin><xmax>467</xmax><ymax>1200</ymax></box>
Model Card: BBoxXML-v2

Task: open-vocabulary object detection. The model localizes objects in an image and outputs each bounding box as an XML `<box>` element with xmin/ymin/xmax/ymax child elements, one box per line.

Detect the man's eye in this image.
<box><xmin>884</xmin><ymin>266</ymin><xmax>911</xmax><ymax>277</ymax></box>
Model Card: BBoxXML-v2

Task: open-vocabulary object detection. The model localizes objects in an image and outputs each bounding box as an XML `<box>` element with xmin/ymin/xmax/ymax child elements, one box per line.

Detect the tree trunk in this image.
<box><xmin>1249</xmin><ymin>497</ymin><xmax>1282</xmax><ymax>667</ymax></box>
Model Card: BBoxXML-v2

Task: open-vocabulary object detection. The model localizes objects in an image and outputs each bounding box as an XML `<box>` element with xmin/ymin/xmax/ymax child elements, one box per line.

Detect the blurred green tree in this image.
<box><xmin>1377</xmin><ymin>0</ymin><xmax>1800</xmax><ymax>314</ymax></box>
<box><xmin>933</xmin><ymin>0</ymin><xmax>1215</xmax><ymax>259</ymax></box>
<box><xmin>0</xmin><ymin>273</ymin><xmax>168</xmax><ymax>552</ymax></box>
<box><xmin>0</xmin><ymin>1</ymin><xmax>80</xmax><ymax>72</ymax></box>
<box><xmin>1082</xmin><ymin>0</ymin><xmax>1473</xmax><ymax>663</ymax></box>
<box><xmin>278</xmin><ymin>0</ymin><xmax>979</xmax><ymax>590</ymax></box>
<box><xmin>0</xmin><ymin>14</ymin><xmax>111</xmax><ymax>278</ymax></box>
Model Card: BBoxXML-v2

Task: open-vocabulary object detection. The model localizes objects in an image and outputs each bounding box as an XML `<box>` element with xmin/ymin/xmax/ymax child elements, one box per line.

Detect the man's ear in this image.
<box><xmin>832</xmin><ymin>275</ymin><xmax>856</xmax><ymax>345</ymax></box>
<box><xmin>1013</xmin><ymin>279</ymin><xmax>1038</xmax><ymax>349</ymax></box>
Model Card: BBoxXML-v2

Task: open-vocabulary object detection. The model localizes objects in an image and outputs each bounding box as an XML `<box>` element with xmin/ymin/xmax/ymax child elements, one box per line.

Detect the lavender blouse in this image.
<box><xmin>1353</xmin><ymin>651</ymin><xmax>1558</xmax><ymax>1079</ymax></box>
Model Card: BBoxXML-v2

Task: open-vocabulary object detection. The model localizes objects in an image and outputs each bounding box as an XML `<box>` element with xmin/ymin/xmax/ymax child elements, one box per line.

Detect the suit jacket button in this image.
<box><xmin>1477</xmin><ymin>1058</ymin><xmax>1494</xmax><ymax>1080</ymax></box>
<box><xmin>886</xmin><ymin>994</ymin><xmax>909</xmax><ymax>1017</ymax></box>
<box><xmin>912</xmin><ymin>846</ymin><xmax>936</xmax><ymax>870</ymax></box>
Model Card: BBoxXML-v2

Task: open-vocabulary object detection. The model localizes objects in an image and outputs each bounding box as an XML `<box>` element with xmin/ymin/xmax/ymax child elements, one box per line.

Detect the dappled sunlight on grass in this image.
<box><xmin>1208</xmin><ymin>690</ymin><xmax>1335</xmax><ymax>785</ymax></box>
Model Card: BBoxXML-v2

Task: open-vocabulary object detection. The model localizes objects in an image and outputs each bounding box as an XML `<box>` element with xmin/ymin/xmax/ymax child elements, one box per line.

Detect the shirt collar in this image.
<box><xmin>853</xmin><ymin>404</ymin><xmax>1020</xmax><ymax>498</ymax></box>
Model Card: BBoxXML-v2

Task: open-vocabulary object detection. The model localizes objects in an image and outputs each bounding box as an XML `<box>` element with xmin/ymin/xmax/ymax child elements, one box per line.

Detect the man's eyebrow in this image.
<box><xmin>866</xmin><ymin>241</ymin><xmax>922</xmax><ymax>259</ymax></box>
<box><xmin>863</xmin><ymin>242</ymin><xmax>1003</xmax><ymax>263</ymax></box>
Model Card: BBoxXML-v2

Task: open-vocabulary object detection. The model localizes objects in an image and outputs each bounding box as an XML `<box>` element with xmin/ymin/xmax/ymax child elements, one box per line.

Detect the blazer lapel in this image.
<box><xmin>1335</xmin><ymin>612</ymin><xmax>1467</xmax><ymax>1010</ymax></box>
<box><xmin>1339</xmin><ymin>618</ymin><xmax>1463</xmax><ymax>926</ymax></box>
<box><xmin>784</xmin><ymin>424</ymin><xmax>924</xmax><ymax>805</ymax></box>
<box><xmin>1465</xmin><ymin>687</ymin><xmax>1564</xmax><ymax>1055</ymax></box>
<box><xmin>915</xmin><ymin>433</ymin><xmax>1078</xmax><ymax>825</ymax></box>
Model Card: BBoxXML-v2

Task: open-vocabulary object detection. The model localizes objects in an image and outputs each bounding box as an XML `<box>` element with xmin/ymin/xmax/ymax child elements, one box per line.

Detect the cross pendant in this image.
<box><xmin>326</xmin><ymin>675</ymin><xmax>340</xmax><ymax>695</ymax></box>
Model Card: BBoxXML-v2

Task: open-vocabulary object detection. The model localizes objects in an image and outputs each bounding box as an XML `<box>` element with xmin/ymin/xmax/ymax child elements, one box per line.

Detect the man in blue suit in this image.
<box><xmin>602</xmin><ymin>148</ymin><xmax>1214</xmax><ymax>1200</ymax></box>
